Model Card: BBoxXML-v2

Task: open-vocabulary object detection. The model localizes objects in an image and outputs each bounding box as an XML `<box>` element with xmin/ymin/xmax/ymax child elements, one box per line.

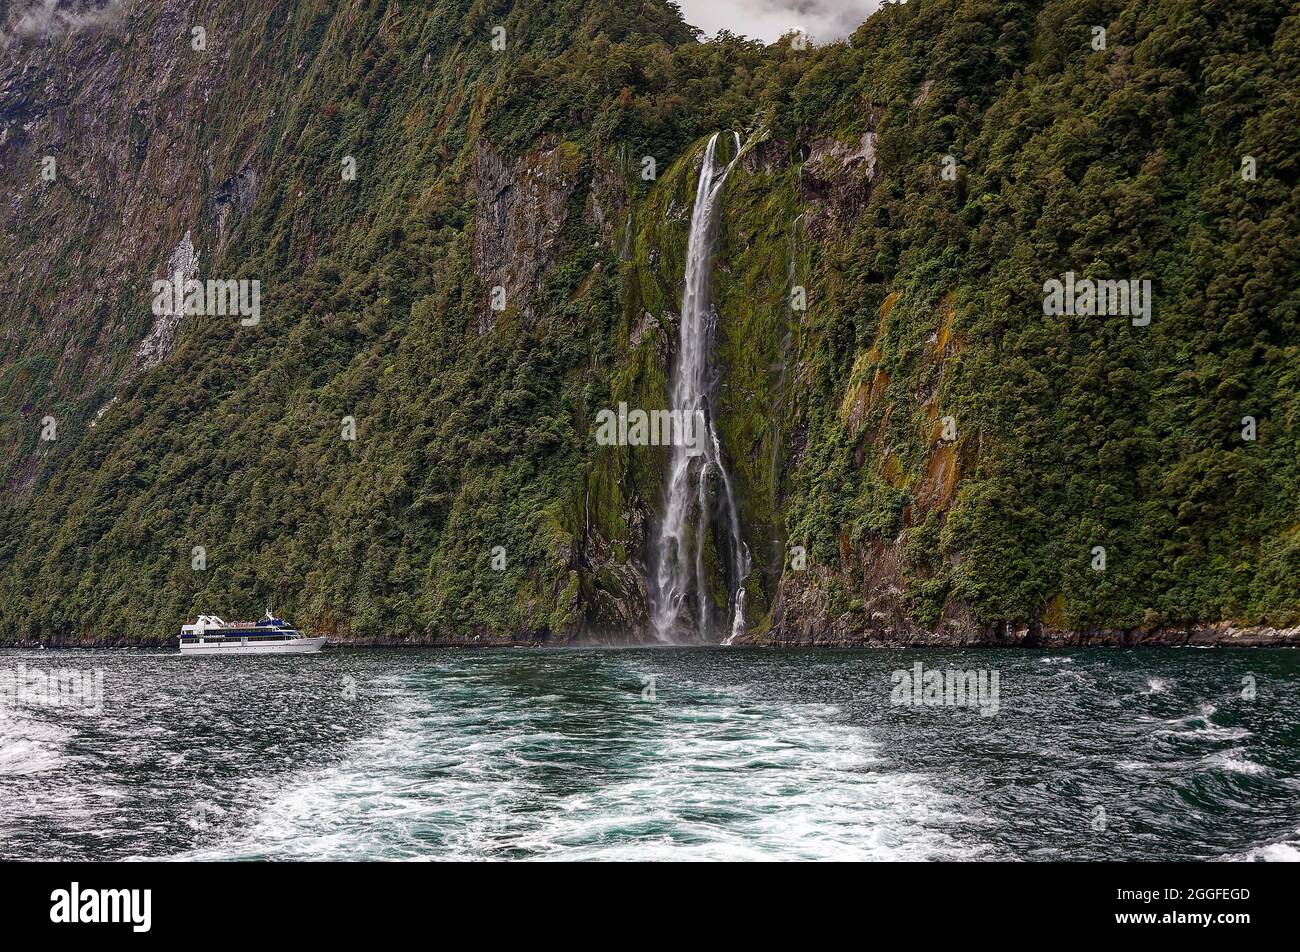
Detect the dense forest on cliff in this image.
<box><xmin>0</xmin><ymin>0</ymin><xmax>1295</xmax><ymax>642</ymax></box>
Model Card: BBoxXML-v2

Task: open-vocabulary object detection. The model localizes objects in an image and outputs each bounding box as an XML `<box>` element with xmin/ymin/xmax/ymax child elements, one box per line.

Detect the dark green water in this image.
<box><xmin>1</xmin><ymin>647</ymin><xmax>1297</xmax><ymax>860</ymax></box>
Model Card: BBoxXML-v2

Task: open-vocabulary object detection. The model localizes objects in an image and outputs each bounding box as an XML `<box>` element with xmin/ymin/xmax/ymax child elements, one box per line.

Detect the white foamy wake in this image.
<box><xmin>1157</xmin><ymin>703</ymin><xmax>1252</xmax><ymax>742</ymax></box>
<box><xmin>174</xmin><ymin>670</ymin><xmax>982</xmax><ymax>861</ymax></box>
<box><xmin>1231</xmin><ymin>829</ymin><xmax>1300</xmax><ymax>862</ymax></box>
<box><xmin>0</xmin><ymin>709</ymin><xmax>69</xmax><ymax>776</ymax></box>
<box><xmin>1201</xmin><ymin>749</ymin><xmax>1269</xmax><ymax>776</ymax></box>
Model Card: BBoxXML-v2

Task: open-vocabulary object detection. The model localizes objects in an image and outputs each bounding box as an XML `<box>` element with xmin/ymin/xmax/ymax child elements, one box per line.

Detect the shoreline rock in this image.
<box><xmin>4</xmin><ymin>622</ymin><xmax>1297</xmax><ymax>650</ymax></box>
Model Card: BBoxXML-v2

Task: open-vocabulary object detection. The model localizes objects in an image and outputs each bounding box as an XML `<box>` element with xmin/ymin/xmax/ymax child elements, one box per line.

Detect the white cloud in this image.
<box><xmin>2</xmin><ymin>0</ymin><xmax>125</xmax><ymax>44</ymax></box>
<box><xmin>674</xmin><ymin>0</ymin><xmax>882</xmax><ymax>44</ymax></box>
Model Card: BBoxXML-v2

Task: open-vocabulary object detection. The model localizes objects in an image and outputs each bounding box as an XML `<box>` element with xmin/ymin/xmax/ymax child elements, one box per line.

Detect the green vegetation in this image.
<box><xmin>0</xmin><ymin>0</ymin><xmax>1295</xmax><ymax>642</ymax></box>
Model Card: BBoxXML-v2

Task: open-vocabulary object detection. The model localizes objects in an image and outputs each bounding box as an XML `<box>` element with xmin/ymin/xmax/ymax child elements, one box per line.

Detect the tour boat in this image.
<box><xmin>178</xmin><ymin>611</ymin><xmax>327</xmax><ymax>654</ymax></box>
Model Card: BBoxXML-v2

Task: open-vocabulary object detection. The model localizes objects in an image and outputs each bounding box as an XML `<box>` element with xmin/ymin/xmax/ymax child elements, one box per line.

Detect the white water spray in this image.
<box><xmin>651</xmin><ymin>133</ymin><xmax>751</xmax><ymax>645</ymax></box>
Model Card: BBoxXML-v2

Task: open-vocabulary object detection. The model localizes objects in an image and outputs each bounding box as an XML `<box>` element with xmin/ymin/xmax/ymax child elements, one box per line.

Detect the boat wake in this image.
<box><xmin>175</xmin><ymin>659</ymin><xmax>977</xmax><ymax>861</ymax></box>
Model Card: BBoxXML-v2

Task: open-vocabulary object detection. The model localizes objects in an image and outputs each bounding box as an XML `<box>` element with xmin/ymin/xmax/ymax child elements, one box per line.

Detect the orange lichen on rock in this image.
<box><xmin>915</xmin><ymin>440</ymin><xmax>958</xmax><ymax>513</ymax></box>
<box><xmin>932</xmin><ymin>293</ymin><xmax>957</xmax><ymax>356</ymax></box>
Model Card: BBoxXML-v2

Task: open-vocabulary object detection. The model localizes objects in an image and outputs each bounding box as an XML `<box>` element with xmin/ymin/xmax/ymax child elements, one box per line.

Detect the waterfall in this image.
<box><xmin>651</xmin><ymin>132</ymin><xmax>751</xmax><ymax>645</ymax></box>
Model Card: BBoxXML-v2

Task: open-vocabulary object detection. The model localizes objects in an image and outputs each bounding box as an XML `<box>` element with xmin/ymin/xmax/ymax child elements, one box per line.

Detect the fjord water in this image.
<box><xmin>1</xmin><ymin>647</ymin><xmax>1298</xmax><ymax>861</ymax></box>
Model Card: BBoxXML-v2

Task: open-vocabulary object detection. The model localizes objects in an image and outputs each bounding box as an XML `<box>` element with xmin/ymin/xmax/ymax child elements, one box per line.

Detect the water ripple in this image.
<box><xmin>1</xmin><ymin>646</ymin><xmax>1296</xmax><ymax>861</ymax></box>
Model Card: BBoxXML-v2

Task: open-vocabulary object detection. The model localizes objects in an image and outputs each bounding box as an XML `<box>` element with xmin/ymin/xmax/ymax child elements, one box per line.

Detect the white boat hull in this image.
<box><xmin>179</xmin><ymin>636</ymin><xmax>328</xmax><ymax>656</ymax></box>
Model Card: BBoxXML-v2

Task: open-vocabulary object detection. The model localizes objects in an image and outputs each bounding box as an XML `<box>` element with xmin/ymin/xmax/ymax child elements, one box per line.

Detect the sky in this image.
<box><xmin>674</xmin><ymin>0</ymin><xmax>884</xmax><ymax>44</ymax></box>
<box><xmin>0</xmin><ymin>1</ymin><xmax>882</xmax><ymax>48</ymax></box>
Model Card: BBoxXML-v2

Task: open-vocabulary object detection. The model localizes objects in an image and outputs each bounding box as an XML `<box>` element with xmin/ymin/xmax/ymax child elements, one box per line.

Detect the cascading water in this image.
<box><xmin>651</xmin><ymin>132</ymin><xmax>751</xmax><ymax>645</ymax></box>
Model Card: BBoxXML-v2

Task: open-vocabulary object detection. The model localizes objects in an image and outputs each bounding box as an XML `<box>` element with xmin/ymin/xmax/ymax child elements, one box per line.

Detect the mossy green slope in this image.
<box><xmin>0</xmin><ymin>0</ymin><xmax>1295</xmax><ymax>642</ymax></box>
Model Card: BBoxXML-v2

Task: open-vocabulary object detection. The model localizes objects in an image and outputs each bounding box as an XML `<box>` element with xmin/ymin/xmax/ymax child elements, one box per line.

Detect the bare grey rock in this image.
<box><xmin>132</xmin><ymin>230</ymin><xmax>197</xmax><ymax>374</ymax></box>
<box><xmin>473</xmin><ymin>138</ymin><xmax>581</xmax><ymax>332</ymax></box>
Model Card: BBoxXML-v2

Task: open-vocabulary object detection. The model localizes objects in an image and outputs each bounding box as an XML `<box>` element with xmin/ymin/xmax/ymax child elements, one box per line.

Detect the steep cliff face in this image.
<box><xmin>0</xmin><ymin>0</ymin><xmax>1296</xmax><ymax>644</ymax></box>
<box><xmin>1</xmin><ymin>1</ymin><xmax>235</xmax><ymax>495</ymax></box>
<box><xmin>472</xmin><ymin>138</ymin><xmax>582</xmax><ymax>330</ymax></box>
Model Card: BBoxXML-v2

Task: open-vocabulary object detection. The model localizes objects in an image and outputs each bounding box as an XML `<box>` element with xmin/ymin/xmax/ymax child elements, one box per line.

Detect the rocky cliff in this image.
<box><xmin>0</xmin><ymin>0</ymin><xmax>1296</xmax><ymax>645</ymax></box>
